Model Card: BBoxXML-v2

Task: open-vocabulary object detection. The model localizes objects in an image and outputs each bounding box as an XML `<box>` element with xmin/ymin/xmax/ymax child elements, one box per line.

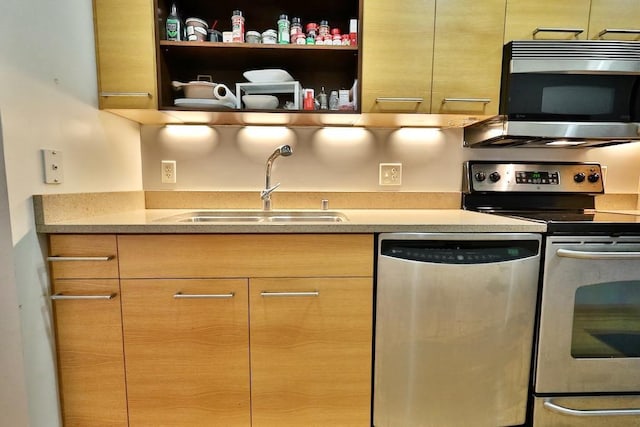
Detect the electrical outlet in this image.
<box><xmin>379</xmin><ymin>163</ymin><xmax>402</xmax><ymax>186</ymax></box>
<box><xmin>161</xmin><ymin>160</ymin><xmax>176</xmax><ymax>184</ymax></box>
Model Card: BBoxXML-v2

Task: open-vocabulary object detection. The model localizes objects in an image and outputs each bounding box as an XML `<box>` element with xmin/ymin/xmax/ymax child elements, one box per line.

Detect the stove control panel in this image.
<box><xmin>464</xmin><ymin>161</ymin><xmax>604</xmax><ymax>193</ymax></box>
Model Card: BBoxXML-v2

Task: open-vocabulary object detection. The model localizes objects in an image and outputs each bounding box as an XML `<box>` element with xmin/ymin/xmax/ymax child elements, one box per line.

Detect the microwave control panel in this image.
<box><xmin>464</xmin><ymin>161</ymin><xmax>604</xmax><ymax>193</ymax></box>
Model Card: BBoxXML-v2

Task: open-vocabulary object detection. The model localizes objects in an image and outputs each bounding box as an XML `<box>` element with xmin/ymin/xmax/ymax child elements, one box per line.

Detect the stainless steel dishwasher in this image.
<box><xmin>374</xmin><ymin>233</ymin><xmax>542</xmax><ymax>427</ymax></box>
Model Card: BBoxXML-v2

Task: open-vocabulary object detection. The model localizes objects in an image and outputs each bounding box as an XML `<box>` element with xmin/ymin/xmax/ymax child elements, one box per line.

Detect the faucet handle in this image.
<box><xmin>260</xmin><ymin>182</ymin><xmax>281</xmax><ymax>199</ymax></box>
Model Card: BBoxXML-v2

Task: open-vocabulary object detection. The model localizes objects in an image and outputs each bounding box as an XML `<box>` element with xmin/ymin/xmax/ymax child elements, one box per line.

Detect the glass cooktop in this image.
<box><xmin>497</xmin><ymin>210</ymin><xmax>640</xmax><ymax>234</ymax></box>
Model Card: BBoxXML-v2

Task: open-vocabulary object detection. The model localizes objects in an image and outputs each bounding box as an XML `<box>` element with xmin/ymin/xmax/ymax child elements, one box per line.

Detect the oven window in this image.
<box><xmin>571</xmin><ymin>281</ymin><xmax>640</xmax><ymax>358</ymax></box>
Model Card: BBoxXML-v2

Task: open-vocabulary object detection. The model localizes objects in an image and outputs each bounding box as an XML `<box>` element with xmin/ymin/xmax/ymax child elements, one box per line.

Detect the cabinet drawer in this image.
<box><xmin>49</xmin><ymin>235</ymin><xmax>119</xmax><ymax>279</ymax></box>
<box><xmin>117</xmin><ymin>234</ymin><xmax>374</xmax><ymax>278</ymax></box>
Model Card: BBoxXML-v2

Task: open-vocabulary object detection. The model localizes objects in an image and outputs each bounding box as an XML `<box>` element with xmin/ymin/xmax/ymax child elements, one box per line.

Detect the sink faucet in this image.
<box><xmin>261</xmin><ymin>144</ymin><xmax>293</xmax><ymax>210</ymax></box>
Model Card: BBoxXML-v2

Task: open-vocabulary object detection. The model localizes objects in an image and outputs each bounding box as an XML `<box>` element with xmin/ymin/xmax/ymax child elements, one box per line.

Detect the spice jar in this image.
<box><xmin>290</xmin><ymin>17</ymin><xmax>303</xmax><ymax>40</ymax></box>
<box><xmin>262</xmin><ymin>29</ymin><xmax>277</xmax><ymax>44</ymax></box>
<box><xmin>319</xmin><ymin>20</ymin><xmax>330</xmax><ymax>37</ymax></box>
<box><xmin>331</xmin><ymin>28</ymin><xmax>342</xmax><ymax>45</ymax></box>
<box><xmin>306</xmin><ymin>22</ymin><xmax>318</xmax><ymax>45</ymax></box>
<box><xmin>231</xmin><ymin>10</ymin><xmax>245</xmax><ymax>42</ymax></box>
<box><xmin>246</xmin><ymin>30</ymin><xmax>262</xmax><ymax>44</ymax></box>
<box><xmin>277</xmin><ymin>14</ymin><xmax>290</xmax><ymax>44</ymax></box>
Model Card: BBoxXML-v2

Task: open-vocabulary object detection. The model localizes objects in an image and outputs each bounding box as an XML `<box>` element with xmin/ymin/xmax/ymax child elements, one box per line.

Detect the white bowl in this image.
<box><xmin>242</xmin><ymin>95</ymin><xmax>279</xmax><ymax>110</ymax></box>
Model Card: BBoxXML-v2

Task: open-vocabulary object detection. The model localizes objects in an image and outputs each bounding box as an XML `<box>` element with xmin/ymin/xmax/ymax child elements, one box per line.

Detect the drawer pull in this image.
<box><xmin>260</xmin><ymin>291</ymin><xmax>320</xmax><ymax>297</ymax></box>
<box><xmin>597</xmin><ymin>28</ymin><xmax>640</xmax><ymax>38</ymax></box>
<box><xmin>544</xmin><ymin>399</ymin><xmax>640</xmax><ymax>417</ymax></box>
<box><xmin>533</xmin><ymin>27</ymin><xmax>584</xmax><ymax>37</ymax></box>
<box><xmin>99</xmin><ymin>92</ymin><xmax>151</xmax><ymax>98</ymax></box>
<box><xmin>442</xmin><ymin>98</ymin><xmax>491</xmax><ymax>104</ymax></box>
<box><xmin>556</xmin><ymin>249</ymin><xmax>640</xmax><ymax>260</ymax></box>
<box><xmin>375</xmin><ymin>97</ymin><xmax>423</xmax><ymax>103</ymax></box>
<box><xmin>173</xmin><ymin>292</ymin><xmax>235</xmax><ymax>299</ymax></box>
<box><xmin>47</xmin><ymin>256</ymin><xmax>114</xmax><ymax>262</ymax></box>
<box><xmin>51</xmin><ymin>293</ymin><xmax>116</xmax><ymax>300</ymax></box>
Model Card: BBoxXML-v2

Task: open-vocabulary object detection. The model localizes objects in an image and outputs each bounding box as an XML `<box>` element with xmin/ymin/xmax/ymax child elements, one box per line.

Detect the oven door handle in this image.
<box><xmin>556</xmin><ymin>248</ymin><xmax>640</xmax><ymax>260</ymax></box>
<box><xmin>544</xmin><ymin>399</ymin><xmax>640</xmax><ymax>417</ymax></box>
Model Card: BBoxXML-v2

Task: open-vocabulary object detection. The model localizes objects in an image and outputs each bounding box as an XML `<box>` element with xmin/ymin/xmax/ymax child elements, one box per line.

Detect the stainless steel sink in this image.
<box><xmin>156</xmin><ymin>210</ymin><xmax>348</xmax><ymax>223</ymax></box>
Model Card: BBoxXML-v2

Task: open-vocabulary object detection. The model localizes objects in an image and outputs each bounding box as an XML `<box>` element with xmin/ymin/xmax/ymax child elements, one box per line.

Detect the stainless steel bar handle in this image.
<box><xmin>174</xmin><ymin>292</ymin><xmax>235</xmax><ymax>299</ymax></box>
<box><xmin>544</xmin><ymin>399</ymin><xmax>640</xmax><ymax>417</ymax></box>
<box><xmin>557</xmin><ymin>248</ymin><xmax>640</xmax><ymax>260</ymax></box>
<box><xmin>47</xmin><ymin>256</ymin><xmax>114</xmax><ymax>262</ymax></box>
<box><xmin>375</xmin><ymin>97</ymin><xmax>424</xmax><ymax>103</ymax></box>
<box><xmin>260</xmin><ymin>291</ymin><xmax>320</xmax><ymax>297</ymax></box>
<box><xmin>99</xmin><ymin>92</ymin><xmax>152</xmax><ymax>98</ymax></box>
<box><xmin>597</xmin><ymin>28</ymin><xmax>640</xmax><ymax>38</ymax></box>
<box><xmin>442</xmin><ymin>98</ymin><xmax>491</xmax><ymax>104</ymax></box>
<box><xmin>533</xmin><ymin>27</ymin><xmax>584</xmax><ymax>36</ymax></box>
<box><xmin>51</xmin><ymin>293</ymin><xmax>116</xmax><ymax>300</ymax></box>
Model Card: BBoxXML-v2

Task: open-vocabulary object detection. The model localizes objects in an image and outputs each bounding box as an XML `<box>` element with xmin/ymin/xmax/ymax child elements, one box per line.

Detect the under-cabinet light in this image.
<box><xmin>545</xmin><ymin>140</ymin><xmax>587</xmax><ymax>146</ymax></box>
<box><xmin>163</xmin><ymin>124</ymin><xmax>213</xmax><ymax>137</ymax></box>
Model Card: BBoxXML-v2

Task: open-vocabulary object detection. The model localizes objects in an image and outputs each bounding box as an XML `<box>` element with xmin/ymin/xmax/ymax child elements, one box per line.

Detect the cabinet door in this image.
<box><xmin>504</xmin><ymin>0</ymin><xmax>591</xmax><ymax>42</ymax></box>
<box><xmin>250</xmin><ymin>277</ymin><xmax>373</xmax><ymax>426</ymax></box>
<box><xmin>588</xmin><ymin>0</ymin><xmax>640</xmax><ymax>40</ymax></box>
<box><xmin>93</xmin><ymin>0</ymin><xmax>157</xmax><ymax>109</ymax></box>
<box><xmin>361</xmin><ymin>0</ymin><xmax>436</xmax><ymax>113</ymax></box>
<box><xmin>121</xmin><ymin>278</ymin><xmax>251</xmax><ymax>426</ymax></box>
<box><xmin>52</xmin><ymin>279</ymin><xmax>128</xmax><ymax>426</ymax></box>
<box><xmin>431</xmin><ymin>0</ymin><xmax>506</xmax><ymax>115</ymax></box>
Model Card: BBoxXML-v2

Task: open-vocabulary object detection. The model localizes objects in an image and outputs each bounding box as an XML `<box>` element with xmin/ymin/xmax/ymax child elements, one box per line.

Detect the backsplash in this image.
<box><xmin>141</xmin><ymin>125</ymin><xmax>640</xmax><ymax>194</ymax></box>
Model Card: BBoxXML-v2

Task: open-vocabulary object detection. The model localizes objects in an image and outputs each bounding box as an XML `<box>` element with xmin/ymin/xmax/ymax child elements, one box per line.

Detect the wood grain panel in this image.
<box><xmin>122</xmin><ymin>278</ymin><xmax>251</xmax><ymax>426</ymax></box>
<box><xmin>504</xmin><ymin>0</ymin><xmax>591</xmax><ymax>42</ymax></box>
<box><xmin>361</xmin><ymin>0</ymin><xmax>436</xmax><ymax>113</ymax></box>
<box><xmin>49</xmin><ymin>234</ymin><xmax>119</xmax><ymax>279</ymax></box>
<box><xmin>249</xmin><ymin>277</ymin><xmax>373</xmax><ymax>427</ymax></box>
<box><xmin>93</xmin><ymin>0</ymin><xmax>157</xmax><ymax>109</ymax></box>
<box><xmin>431</xmin><ymin>0</ymin><xmax>506</xmax><ymax>115</ymax></box>
<box><xmin>52</xmin><ymin>279</ymin><xmax>128</xmax><ymax>426</ymax></box>
<box><xmin>117</xmin><ymin>234</ymin><xmax>374</xmax><ymax>278</ymax></box>
<box><xmin>589</xmin><ymin>0</ymin><xmax>640</xmax><ymax>40</ymax></box>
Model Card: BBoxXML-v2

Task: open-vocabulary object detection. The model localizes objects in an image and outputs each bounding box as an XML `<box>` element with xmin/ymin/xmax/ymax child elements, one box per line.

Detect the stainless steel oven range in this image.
<box><xmin>463</xmin><ymin>161</ymin><xmax>640</xmax><ymax>427</ymax></box>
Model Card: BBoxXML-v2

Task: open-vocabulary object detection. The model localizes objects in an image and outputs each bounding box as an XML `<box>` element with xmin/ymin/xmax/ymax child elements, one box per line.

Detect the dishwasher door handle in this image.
<box><xmin>557</xmin><ymin>248</ymin><xmax>640</xmax><ymax>260</ymax></box>
<box><xmin>544</xmin><ymin>399</ymin><xmax>640</xmax><ymax>417</ymax></box>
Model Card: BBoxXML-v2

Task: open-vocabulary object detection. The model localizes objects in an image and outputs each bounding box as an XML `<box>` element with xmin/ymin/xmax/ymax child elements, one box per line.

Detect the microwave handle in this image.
<box><xmin>557</xmin><ymin>248</ymin><xmax>640</xmax><ymax>260</ymax></box>
<box><xmin>533</xmin><ymin>27</ymin><xmax>584</xmax><ymax>38</ymax></box>
<box><xmin>597</xmin><ymin>28</ymin><xmax>640</xmax><ymax>39</ymax></box>
<box><xmin>544</xmin><ymin>399</ymin><xmax>640</xmax><ymax>417</ymax></box>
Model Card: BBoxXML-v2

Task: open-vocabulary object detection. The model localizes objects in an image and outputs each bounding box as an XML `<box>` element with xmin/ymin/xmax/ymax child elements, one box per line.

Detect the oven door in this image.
<box><xmin>536</xmin><ymin>235</ymin><xmax>640</xmax><ymax>394</ymax></box>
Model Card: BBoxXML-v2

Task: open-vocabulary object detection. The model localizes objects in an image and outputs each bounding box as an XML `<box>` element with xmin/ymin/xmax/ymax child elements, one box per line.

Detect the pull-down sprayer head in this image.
<box><xmin>262</xmin><ymin>145</ymin><xmax>293</xmax><ymax>210</ymax></box>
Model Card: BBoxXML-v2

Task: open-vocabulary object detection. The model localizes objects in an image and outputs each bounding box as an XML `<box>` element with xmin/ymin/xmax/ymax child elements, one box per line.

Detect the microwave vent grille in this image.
<box><xmin>508</xmin><ymin>40</ymin><xmax>640</xmax><ymax>61</ymax></box>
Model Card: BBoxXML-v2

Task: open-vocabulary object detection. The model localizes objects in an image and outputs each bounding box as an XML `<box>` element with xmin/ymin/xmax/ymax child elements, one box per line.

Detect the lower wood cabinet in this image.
<box><xmin>50</xmin><ymin>234</ymin><xmax>374</xmax><ymax>426</ymax></box>
<box><xmin>121</xmin><ymin>278</ymin><xmax>251</xmax><ymax>426</ymax></box>
<box><xmin>250</xmin><ymin>277</ymin><xmax>373</xmax><ymax>426</ymax></box>
<box><xmin>51</xmin><ymin>279</ymin><xmax>128</xmax><ymax>427</ymax></box>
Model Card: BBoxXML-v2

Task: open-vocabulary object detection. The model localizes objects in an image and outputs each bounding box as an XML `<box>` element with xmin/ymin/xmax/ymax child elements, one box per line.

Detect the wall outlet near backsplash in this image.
<box><xmin>379</xmin><ymin>163</ymin><xmax>402</xmax><ymax>186</ymax></box>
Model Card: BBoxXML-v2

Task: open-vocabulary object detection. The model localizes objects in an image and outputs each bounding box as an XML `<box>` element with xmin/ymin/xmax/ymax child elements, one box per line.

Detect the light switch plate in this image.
<box><xmin>42</xmin><ymin>149</ymin><xmax>63</xmax><ymax>184</ymax></box>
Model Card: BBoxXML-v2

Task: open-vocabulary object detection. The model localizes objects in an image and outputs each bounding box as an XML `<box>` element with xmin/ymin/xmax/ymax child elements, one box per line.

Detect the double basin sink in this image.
<box><xmin>157</xmin><ymin>210</ymin><xmax>348</xmax><ymax>223</ymax></box>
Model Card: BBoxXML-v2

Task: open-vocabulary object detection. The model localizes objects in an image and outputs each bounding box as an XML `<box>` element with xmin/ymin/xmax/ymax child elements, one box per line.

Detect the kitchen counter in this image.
<box><xmin>34</xmin><ymin>193</ymin><xmax>546</xmax><ymax>234</ymax></box>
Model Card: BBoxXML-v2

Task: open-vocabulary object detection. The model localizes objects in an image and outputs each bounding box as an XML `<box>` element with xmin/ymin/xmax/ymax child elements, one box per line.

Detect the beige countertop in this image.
<box><xmin>35</xmin><ymin>207</ymin><xmax>546</xmax><ymax>234</ymax></box>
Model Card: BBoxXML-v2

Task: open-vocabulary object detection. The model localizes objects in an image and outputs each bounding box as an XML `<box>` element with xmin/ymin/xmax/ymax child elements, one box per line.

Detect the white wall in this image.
<box><xmin>141</xmin><ymin>125</ymin><xmax>640</xmax><ymax>194</ymax></box>
<box><xmin>0</xmin><ymin>1</ymin><xmax>143</xmax><ymax>425</ymax></box>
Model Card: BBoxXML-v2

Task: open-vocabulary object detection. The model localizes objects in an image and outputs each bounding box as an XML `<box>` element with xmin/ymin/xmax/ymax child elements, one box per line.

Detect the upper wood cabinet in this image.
<box><xmin>431</xmin><ymin>0</ymin><xmax>506</xmax><ymax>115</ymax></box>
<box><xmin>504</xmin><ymin>0</ymin><xmax>591</xmax><ymax>42</ymax></box>
<box><xmin>93</xmin><ymin>0</ymin><xmax>158</xmax><ymax>109</ymax></box>
<box><xmin>588</xmin><ymin>0</ymin><xmax>640</xmax><ymax>40</ymax></box>
<box><xmin>360</xmin><ymin>0</ymin><xmax>436</xmax><ymax>113</ymax></box>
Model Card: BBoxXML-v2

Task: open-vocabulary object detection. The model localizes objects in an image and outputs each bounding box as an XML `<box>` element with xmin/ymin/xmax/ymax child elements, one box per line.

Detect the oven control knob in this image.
<box><xmin>588</xmin><ymin>173</ymin><xmax>600</xmax><ymax>183</ymax></box>
<box><xmin>574</xmin><ymin>172</ymin><xmax>586</xmax><ymax>183</ymax></box>
<box><xmin>489</xmin><ymin>172</ymin><xmax>501</xmax><ymax>182</ymax></box>
<box><xmin>474</xmin><ymin>171</ymin><xmax>486</xmax><ymax>182</ymax></box>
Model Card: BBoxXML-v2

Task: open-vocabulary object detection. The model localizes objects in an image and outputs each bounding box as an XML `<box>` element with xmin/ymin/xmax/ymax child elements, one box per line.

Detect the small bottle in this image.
<box><xmin>278</xmin><ymin>14</ymin><xmax>290</xmax><ymax>44</ymax></box>
<box><xmin>319</xmin><ymin>20</ymin><xmax>330</xmax><ymax>37</ymax></box>
<box><xmin>318</xmin><ymin>87</ymin><xmax>328</xmax><ymax>110</ymax></box>
<box><xmin>231</xmin><ymin>10</ymin><xmax>245</xmax><ymax>42</ymax></box>
<box><xmin>304</xmin><ymin>90</ymin><xmax>315</xmax><ymax>110</ymax></box>
<box><xmin>166</xmin><ymin>3</ymin><xmax>182</xmax><ymax>41</ymax></box>
<box><xmin>290</xmin><ymin>17</ymin><xmax>303</xmax><ymax>40</ymax></box>
<box><xmin>329</xmin><ymin>90</ymin><xmax>339</xmax><ymax>110</ymax></box>
<box><xmin>306</xmin><ymin>22</ymin><xmax>318</xmax><ymax>45</ymax></box>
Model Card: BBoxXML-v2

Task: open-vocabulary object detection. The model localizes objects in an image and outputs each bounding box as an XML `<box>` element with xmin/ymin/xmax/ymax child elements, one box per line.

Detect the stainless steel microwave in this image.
<box><xmin>464</xmin><ymin>40</ymin><xmax>640</xmax><ymax>148</ymax></box>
